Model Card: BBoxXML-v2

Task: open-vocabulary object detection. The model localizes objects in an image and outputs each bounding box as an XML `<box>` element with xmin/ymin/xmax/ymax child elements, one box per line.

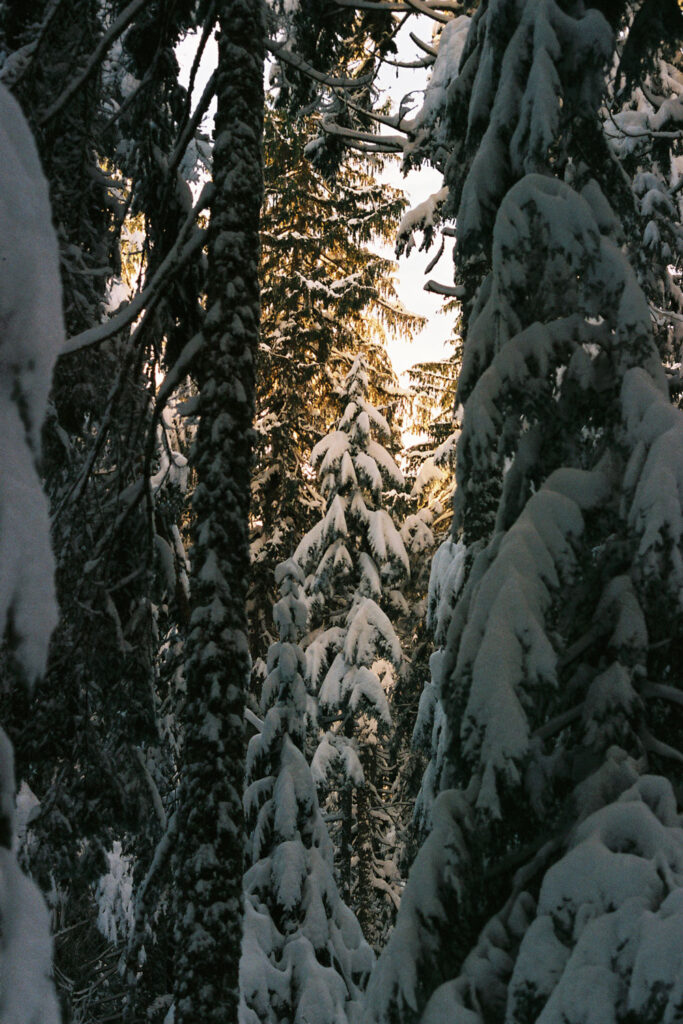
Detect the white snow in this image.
<box><xmin>0</xmin><ymin>85</ymin><xmax>62</xmax><ymax>681</ymax></box>
<box><xmin>0</xmin><ymin>846</ymin><xmax>60</xmax><ymax>1024</ymax></box>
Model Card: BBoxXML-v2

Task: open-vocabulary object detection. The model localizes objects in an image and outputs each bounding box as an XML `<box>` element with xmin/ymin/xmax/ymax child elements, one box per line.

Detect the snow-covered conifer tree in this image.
<box><xmin>240</xmin><ymin>559</ymin><xmax>373</xmax><ymax>1024</ymax></box>
<box><xmin>355</xmin><ymin>3</ymin><xmax>683</xmax><ymax>1022</ymax></box>
<box><xmin>295</xmin><ymin>355</ymin><xmax>409</xmax><ymax>947</ymax></box>
<box><xmin>250</xmin><ymin>106</ymin><xmax>422</xmax><ymax>669</ymax></box>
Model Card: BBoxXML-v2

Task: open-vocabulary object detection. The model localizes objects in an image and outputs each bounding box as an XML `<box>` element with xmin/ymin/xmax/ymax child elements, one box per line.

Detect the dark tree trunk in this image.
<box><xmin>172</xmin><ymin>3</ymin><xmax>265</xmax><ymax>1022</ymax></box>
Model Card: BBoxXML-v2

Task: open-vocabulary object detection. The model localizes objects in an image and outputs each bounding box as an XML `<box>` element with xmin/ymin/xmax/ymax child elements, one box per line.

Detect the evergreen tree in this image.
<box><xmin>251</xmin><ymin>105</ymin><xmax>422</xmax><ymax>667</ymax></box>
<box><xmin>0</xmin><ymin>4</ymin><xmax>213</xmax><ymax>1016</ymax></box>
<box><xmin>240</xmin><ymin>559</ymin><xmax>373</xmax><ymax>1024</ymax></box>
<box><xmin>295</xmin><ymin>355</ymin><xmax>409</xmax><ymax>948</ymax></box>
<box><xmin>357</xmin><ymin>4</ymin><xmax>683</xmax><ymax>1022</ymax></box>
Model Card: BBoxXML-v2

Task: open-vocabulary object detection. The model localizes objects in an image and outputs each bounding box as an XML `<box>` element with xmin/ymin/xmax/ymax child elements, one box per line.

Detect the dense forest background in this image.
<box><xmin>0</xmin><ymin>1</ymin><xmax>683</xmax><ymax>1022</ymax></box>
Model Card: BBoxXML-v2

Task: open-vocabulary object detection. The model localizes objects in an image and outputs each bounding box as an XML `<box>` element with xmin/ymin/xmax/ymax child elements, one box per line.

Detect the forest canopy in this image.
<box><xmin>0</xmin><ymin>1</ymin><xmax>682</xmax><ymax>1023</ymax></box>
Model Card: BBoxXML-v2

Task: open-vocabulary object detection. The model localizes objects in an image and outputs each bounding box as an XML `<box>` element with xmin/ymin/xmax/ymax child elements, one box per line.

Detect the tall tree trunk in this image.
<box><xmin>173</xmin><ymin>4</ymin><xmax>265</xmax><ymax>1022</ymax></box>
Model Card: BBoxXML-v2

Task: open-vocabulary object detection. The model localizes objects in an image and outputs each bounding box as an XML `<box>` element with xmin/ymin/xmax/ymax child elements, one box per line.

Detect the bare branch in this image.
<box><xmin>425</xmin><ymin>236</ymin><xmax>445</xmax><ymax>274</ymax></box>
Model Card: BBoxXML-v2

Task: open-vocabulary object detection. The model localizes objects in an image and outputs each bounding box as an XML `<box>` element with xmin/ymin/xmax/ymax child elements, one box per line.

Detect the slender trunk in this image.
<box><xmin>173</xmin><ymin>5</ymin><xmax>265</xmax><ymax>1022</ymax></box>
<box><xmin>340</xmin><ymin>785</ymin><xmax>353</xmax><ymax>902</ymax></box>
<box><xmin>355</xmin><ymin>768</ymin><xmax>374</xmax><ymax>940</ymax></box>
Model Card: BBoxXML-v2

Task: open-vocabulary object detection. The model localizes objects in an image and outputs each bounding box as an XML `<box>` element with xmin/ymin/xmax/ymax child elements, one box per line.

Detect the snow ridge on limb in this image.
<box><xmin>416</xmin><ymin>774</ymin><xmax>683</xmax><ymax>1024</ymax></box>
<box><xmin>240</xmin><ymin>560</ymin><xmax>373</xmax><ymax>1024</ymax></box>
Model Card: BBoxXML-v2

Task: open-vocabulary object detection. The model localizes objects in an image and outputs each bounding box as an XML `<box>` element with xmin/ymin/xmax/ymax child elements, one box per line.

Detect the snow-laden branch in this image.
<box><xmin>404</xmin><ymin>0</ymin><xmax>450</xmax><ymax>23</ymax></box>
<box><xmin>0</xmin><ymin>0</ymin><xmax>63</xmax><ymax>88</ymax></box>
<box><xmin>267</xmin><ymin>38</ymin><xmax>374</xmax><ymax>89</ymax></box>
<box><xmin>39</xmin><ymin>0</ymin><xmax>149</xmax><ymax>125</ymax></box>
<box><xmin>319</xmin><ymin>113</ymin><xmax>405</xmax><ymax>152</ymax></box>
<box><xmin>61</xmin><ymin>182</ymin><xmax>213</xmax><ymax>355</ymax></box>
<box><xmin>643</xmin><ymin>682</ymin><xmax>683</xmax><ymax>708</ymax></box>
<box><xmin>334</xmin><ymin>0</ymin><xmax>462</xmax><ymax>10</ymax></box>
<box><xmin>425</xmin><ymin>279</ymin><xmax>464</xmax><ymax>297</ymax></box>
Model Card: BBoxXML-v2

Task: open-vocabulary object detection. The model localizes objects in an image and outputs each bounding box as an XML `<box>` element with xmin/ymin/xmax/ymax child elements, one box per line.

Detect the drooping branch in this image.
<box><xmin>61</xmin><ymin>184</ymin><xmax>213</xmax><ymax>355</ymax></box>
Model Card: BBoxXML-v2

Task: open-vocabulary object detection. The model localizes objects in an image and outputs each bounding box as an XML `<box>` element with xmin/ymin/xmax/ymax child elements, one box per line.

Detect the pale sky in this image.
<box><xmin>175</xmin><ymin>20</ymin><xmax>456</xmax><ymax>385</ymax></box>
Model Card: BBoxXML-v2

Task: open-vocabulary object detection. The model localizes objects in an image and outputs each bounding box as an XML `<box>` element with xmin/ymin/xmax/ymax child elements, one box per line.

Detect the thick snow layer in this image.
<box><xmin>344</xmin><ymin>598</ymin><xmax>402</xmax><ymax>669</ymax></box>
<box><xmin>0</xmin><ymin>846</ymin><xmax>60</xmax><ymax>1024</ymax></box>
<box><xmin>621</xmin><ymin>369</ymin><xmax>683</xmax><ymax>594</ymax></box>
<box><xmin>311</xmin><ymin>731</ymin><xmax>364</xmax><ymax>790</ymax></box>
<box><xmin>365</xmin><ymin>511</ymin><xmax>410</xmax><ymax>578</ymax></box>
<box><xmin>418</xmin><ymin>775</ymin><xmax>683</xmax><ymax>1024</ymax></box>
<box><xmin>311</xmin><ymin>431</ymin><xmax>350</xmax><ymax>476</ymax></box>
<box><xmin>242</xmin><ymin>554</ymin><xmax>374</xmax><ymax>1022</ymax></box>
<box><xmin>305</xmin><ymin>627</ymin><xmax>345</xmax><ymax>690</ymax></box>
<box><xmin>427</xmin><ymin>539</ymin><xmax>467</xmax><ymax>644</ymax></box>
<box><xmin>514</xmin><ymin>777</ymin><xmax>683</xmax><ymax>1024</ymax></box>
<box><xmin>396</xmin><ymin>187</ymin><xmax>449</xmax><ymax>257</ymax></box>
<box><xmin>0</xmin><ymin>85</ymin><xmax>62</xmax><ymax>680</ymax></box>
<box><xmin>241</xmin><ymin>731</ymin><xmax>373</xmax><ymax>1024</ymax></box>
<box><xmin>95</xmin><ymin>841</ymin><xmax>135</xmax><ymax>944</ymax></box>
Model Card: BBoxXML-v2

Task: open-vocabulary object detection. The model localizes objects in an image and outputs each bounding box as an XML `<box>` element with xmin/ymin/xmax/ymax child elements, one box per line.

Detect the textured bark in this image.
<box><xmin>173</xmin><ymin>4</ymin><xmax>265</xmax><ymax>1022</ymax></box>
